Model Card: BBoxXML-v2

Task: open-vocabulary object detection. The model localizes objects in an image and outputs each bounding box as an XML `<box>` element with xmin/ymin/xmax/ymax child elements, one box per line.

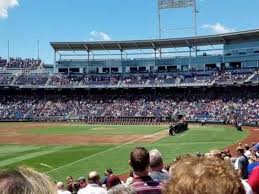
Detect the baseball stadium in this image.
<box><xmin>0</xmin><ymin>0</ymin><xmax>259</xmax><ymax>194</ymax></box>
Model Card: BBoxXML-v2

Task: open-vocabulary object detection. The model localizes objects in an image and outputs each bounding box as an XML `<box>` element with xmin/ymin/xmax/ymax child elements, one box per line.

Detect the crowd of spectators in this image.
<box><xmin>15</xmin><ymin>74</ymin><xmax>49</xmax><ymax>85</ymax></box>
<box><xmin>0</xmin><ymin>74</ymin><xmax>14</xmax><ymax>85</ymax></box>
<box><xmin>0</xmin><ymin>90</ymin><xmax>258</xmax><ymax>125</ymax></box>
<box><xmin>0</xmin><ymin>57</ymin><xmax>41</xmax><ymax>69</ymax></box>
<box><xmin>55</xmin><ymin>142</ymin><xmax>259</xmax><ymax>194</ymax></box>
<box><xmin>49</xmin><ymin>75</ymin><xmax>83</xmax><ymax>86</ymax></box>
<box><xmin>214</xmin><ymin>70</ymin><xmax>253</xmax><ymax>84</ymax></box>
<box><xmin>47</xmin><ymin>70</ymin><xmax>259</xmax><ymax>86</ymax></box>
<box><xmin>2</xmin><ymin>143</ymin><xmax>258</xmax><ymax>194</ymax></box>
<box><xmin>0</xmin><ymin>69</ymin><xmax>258</xmax><ymax>87</ymax></box>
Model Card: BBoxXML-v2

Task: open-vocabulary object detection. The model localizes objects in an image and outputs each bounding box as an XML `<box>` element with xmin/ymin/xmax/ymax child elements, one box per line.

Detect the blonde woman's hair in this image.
<box><xmin>0</xmin><ymin>167</ymin><xmax>55</xmax><ymax>194</ymax></box>
<box><xmin>164</xmin><ymin>155</ymin><xmax>245</xmax><ymax>194</ymax></box>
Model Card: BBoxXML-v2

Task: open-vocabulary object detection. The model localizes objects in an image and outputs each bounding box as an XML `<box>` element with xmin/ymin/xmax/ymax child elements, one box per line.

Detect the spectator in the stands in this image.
<box><xmin>235</xmin><ymin>146</ymin><xmax>249</xmax><ymax>179</ymax></box>
<box><xmin>129</xmin><ymin>147</ymin><xmax>163</xmax><ymax>194</ymax></box>
<box><xmin>66</xmin><ymin>176</ymin><xmax>74</xmax><ymax>193</ymax></box>
<box><xmin>78</xmin><ymin>176</ymin><xmax>87</xmax><ymax>190</ymax></box>
<box><xmin>244</xmin><ymin>144</ymin><xmax>252</xmax><ymax>159</ymax></box>
<box><xmin>77</xmin><ymin>171</ymin><xmax>106</xmax><ymax>194</ymax></box>
<box><xmin>125</xmin><ymin>170</ymin><xmax>134</xmax><ymax>186</ymax></box>
<box><xmin>107</xmin><ymin>175</ymin><xmax>121</xmax><ymax>190</ymax></box>
<box><xmin>57</xmin><ymin>182</ymin><xmax>71</xmax><ymax>194</ymax></box>
<box><xmin>149</xmin><ymin>149</ymin><xmax>169</xmax><ymax>182</ymax></box>
<box><xmin>164</xmin><ymin>155</ymin><xmax>245</xmax><ymax>194</ymax></box>
<box><xmin>101</xmin><ymin>168</ymin><xmax>113</xmax><ymax>187</ymax></box>
<box><xmin>208</xmin><ymin>149</ymin><xmax>222</xmax><ymax>159</ymax></box>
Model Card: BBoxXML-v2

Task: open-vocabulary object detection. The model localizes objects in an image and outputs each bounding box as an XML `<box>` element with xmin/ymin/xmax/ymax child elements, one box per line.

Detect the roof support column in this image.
<box><xmin>120</xmin><ymin>49</ymin><xmax>123</xmax><ymax>61</ymax></box>
<box><xmin>188</xmin><ymin>46</ymin><xmax>192</xmax><ymax>71</ymax></box>
<box><xmin>87</xmin><ymin>50</ymin><xmax>90</xmax><ymax>74</ymax></box>
<box><xmin>120</xmin><ymin>49</ymin><xmax>124</xmax><ymax>68</ymax></box>
<box><xmin>53</xmin><ymin>50</ymin><xmax>57</xmax><ymax>74</ymax></box>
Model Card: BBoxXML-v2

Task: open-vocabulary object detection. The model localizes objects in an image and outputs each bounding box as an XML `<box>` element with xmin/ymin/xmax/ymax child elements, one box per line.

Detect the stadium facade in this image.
<box><xmin>0</xmin><ymin>29</ymin><xmax>258</xmax><ymax>89</ymax></box>
<box><xmin>0</xmin><ymin>30</ymin><xmax>258</xmax><ymax>125</ymax></box>
<box><xmin>51</xmin><ymin>29</ymin><xmax>259</xmax><ymax>80</ymax></box>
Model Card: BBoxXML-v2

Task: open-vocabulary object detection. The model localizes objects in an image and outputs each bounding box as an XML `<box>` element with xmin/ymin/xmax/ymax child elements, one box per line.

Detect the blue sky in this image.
<box><xmin>0</xmin><ymin>0</ymin><xmax>259</xmax><ymax>63</ymax></box>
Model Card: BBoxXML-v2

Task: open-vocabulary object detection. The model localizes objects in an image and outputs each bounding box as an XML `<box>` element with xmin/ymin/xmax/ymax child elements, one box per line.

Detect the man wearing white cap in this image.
<box><xmin>78</xmin><ymin>171</ymin><xmax>107</xmax><ymax>194</ymax></box>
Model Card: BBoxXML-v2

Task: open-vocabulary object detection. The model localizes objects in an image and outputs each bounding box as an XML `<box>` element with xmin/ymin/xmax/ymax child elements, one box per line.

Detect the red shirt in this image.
<box><xmin>248</xmin><ymin>166</ymin><xmax>259</xmax><ymax>194</ymax></box>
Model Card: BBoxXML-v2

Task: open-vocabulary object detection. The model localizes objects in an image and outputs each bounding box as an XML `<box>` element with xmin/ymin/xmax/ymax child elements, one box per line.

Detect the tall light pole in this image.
<box><xmin>37</xmin><ymin>40</ymin><xmax>40</xmax><ymax>59</ymax></box>
<box><xmin>7</xmin><ymin>40</ymin><xmax>10</xmax><ymax>61</ymax></box>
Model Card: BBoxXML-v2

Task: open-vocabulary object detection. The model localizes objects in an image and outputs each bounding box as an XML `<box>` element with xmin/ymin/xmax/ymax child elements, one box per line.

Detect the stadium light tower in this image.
<box><xmin>157</xmin><ymin>0</ymin><xmax>198</xmax><ymax>39</ymax></box>
<box><xmin>7</xmin><ymin>40</ymin><xmax>10</xmax><ymax>61</ymax></box>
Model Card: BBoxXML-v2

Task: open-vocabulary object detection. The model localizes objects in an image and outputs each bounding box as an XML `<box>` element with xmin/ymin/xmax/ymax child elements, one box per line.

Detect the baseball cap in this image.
<box><xmin>78</xmin><ymin>176</ymin><xmax>86</xmax><ymax>181</ymax></box>
<box><xmin>254</xmin><ymin>143</ymin><xmax>259</xmax><ymax>152</ymax></box>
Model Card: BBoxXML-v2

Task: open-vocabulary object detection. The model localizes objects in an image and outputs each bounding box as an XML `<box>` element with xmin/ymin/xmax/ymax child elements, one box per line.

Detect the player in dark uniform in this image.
<box><xmin>169</xmin><ymin>123</ymin><xmax>174</xmax><ymax>136</ymax></box>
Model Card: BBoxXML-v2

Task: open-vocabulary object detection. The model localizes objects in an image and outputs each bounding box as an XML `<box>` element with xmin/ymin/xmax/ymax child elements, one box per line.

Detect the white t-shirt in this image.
<box><xmin>244</xmin><ymin>150</ymin><xmax>251</xmax><ymax>158</ymax></box>
<box><xmin>77</xmin><ymin>184</ymin><xmax>107</xmax><ymax>194</ymax></box>
<box><xmin>241</xmin><ymin>179</ymin><xmax>253</xmax><ymax>194</ymax></box>
<box><xmin>57</xmin><ymin>189</ymin><xmax>72</xmax><ymax>194</ymax></box>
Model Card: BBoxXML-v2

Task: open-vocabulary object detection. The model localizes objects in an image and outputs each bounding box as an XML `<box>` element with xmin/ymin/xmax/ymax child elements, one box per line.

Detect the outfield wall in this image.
<box><xmin>0</xmin><ymin>117</ymin><xmax>258</xmax><ymax>127</ymax></box>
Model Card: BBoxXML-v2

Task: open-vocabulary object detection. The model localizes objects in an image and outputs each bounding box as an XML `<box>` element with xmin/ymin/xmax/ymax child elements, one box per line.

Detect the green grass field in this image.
<box><xmin>0</xmin><ymin>123</ymin><xmax>248</xmax><ymax>182</ymax></box>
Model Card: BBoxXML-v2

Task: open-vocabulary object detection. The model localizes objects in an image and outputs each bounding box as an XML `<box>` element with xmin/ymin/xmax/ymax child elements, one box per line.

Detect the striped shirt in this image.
<box><xmin>130</xmin><ymin>176</ymin><xmax>163</xmax><ymax>194</ymax></box>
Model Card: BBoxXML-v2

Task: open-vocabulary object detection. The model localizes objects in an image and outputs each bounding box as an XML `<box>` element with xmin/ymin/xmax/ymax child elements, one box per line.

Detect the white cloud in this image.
<box><xmin>202</xmin><ymin>22</ymin><xmax>235</xmax><ymax>34</ymax></box>
<box><xmin>89</xmin><ymin>31</ymin><xmax>112</xmax><ymax>41</ymax></box>
<box><xmin>0</xmin><ymin>0</ymin><xmax>18</xmax><ymax>19</ymax></box>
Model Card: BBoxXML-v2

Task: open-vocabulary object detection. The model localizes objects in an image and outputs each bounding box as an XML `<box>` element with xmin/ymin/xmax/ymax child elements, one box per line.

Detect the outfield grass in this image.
<box><xmin>0</xmin><ymin>124</ymin><xmax>248</xmax><ymax>182</ymax></box>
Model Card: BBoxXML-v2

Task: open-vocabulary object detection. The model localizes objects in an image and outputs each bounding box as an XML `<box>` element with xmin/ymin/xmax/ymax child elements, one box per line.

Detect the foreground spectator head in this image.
<box><xmin>72</xmin><ymin>182</ymin><xmax>79</xmax><ymax>194</ymax></box>
<box><xmin>66</xmin><ymin>176</ymin><xmax>73</xmax><ymax>183</ymax></box>
<box><xmin>129</xmin><ymin>147</ymin><xmax>150</xmax><ymax>175</ymax></box>
<box><xmin>57</xmin><ymin>182</ymin><xmax>71</xmax><ymax>194</ymax></box>
<box><xmin>56</xmin><ymin>182</ymin><xmax>64</xmax><ymax>190</ymax></box>
<box><xmin>88</xmin><ymin>171</ymin><xmax>100</xmax><ymax>184</ymax></box>
<box><xmin>78</xmin><ymin>171</ymin><xmax>106</xmax><ymax>194</ymax></box>
<box><xmin>0</xmin><ymin>167</ymin><xmax>55</xmax><ymax>194</ymax></box>
<box><xmin>209</xmin><ymin>150</ymin><xmax>222</xmax><ymax>158</ymax></box>
<box><xmin>66</xmin><ymin>176</ymin><xmax>74</xmax><ymax>193</ymax></box>
<box><xmin>236</xmin><ymin>146</ymin><xmax>245</xmax><ymax>155</ymax></box>
<box><xmin>164</xmin><ymin>156</ymin><xmax>245</xmax><ymax>194</ymax></box>
<box><xmin>254</xmin><ymin>143</ymin><xmax>259</xmax><ymax>156</ymax></box>
<box><xmin>102</xmin><ymin>168</ymin><xmax>113</xmax><ymax>186</ymax></box>
<box><xmin>149</xmin><ymin>149</ymin><xmax>163</xmax><ymax>170</ymax></box>
<box><xmin>107</xmin><ymin>175</ymin><xmax>121</xmax><ymax>189</ymax></box>
<box><xmin>129</xmin><ymin>147</ymin><xmax>163</xmax><ymax>194</ymax></box>
<box><xmin>78</xmin><ymin>176</ymin><xmax>87</xmax><ymax>189</ymax></box>
<box><xmin>149</xmin><ymin>149</ymin><xmax>169</xmax><ymax>182</ymax></box>
<box><xmin>105</xmin><ymin>169</ymin><xmax>113</xmax><ymax>177</ymax></box>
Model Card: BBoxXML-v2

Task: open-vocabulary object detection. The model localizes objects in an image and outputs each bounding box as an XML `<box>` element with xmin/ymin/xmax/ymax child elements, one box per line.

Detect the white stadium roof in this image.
<box><xmin>50</xmin><ymin>29</ymin><xmax>259</xmax><ymax>51</ymax></box>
